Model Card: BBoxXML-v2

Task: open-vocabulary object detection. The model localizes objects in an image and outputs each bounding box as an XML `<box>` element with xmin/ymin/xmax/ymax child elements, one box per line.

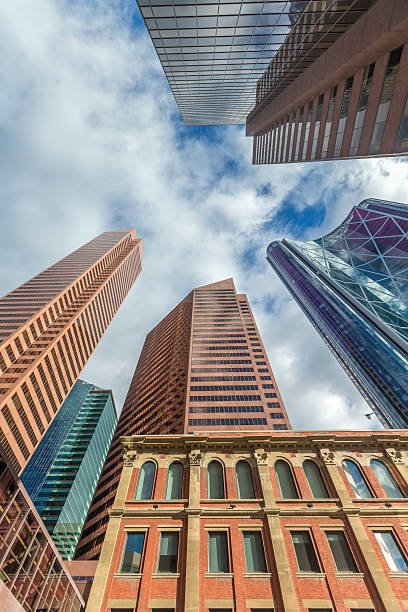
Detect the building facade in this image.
<box><xmin>75</xmin><ymin>278</ymin><xmax>289</xmax><ymax>561</ymax></box>
<box><xmin>249</xmin><ymin>0</ymin><xmax>408</xmax><ymax>164</ymax></box>
<box><xmin>0</xmin><ymin>449</ymin><xmax>84</xmax><ymax>611</ymax></box>
<box><xmin>21</xmin><ymin>380</ymin><xmax>117</xmax><ymax>560</ymax></box>
<box><xmin>0</xmin><ymin>229</ymin><xmax>142</xmax><ymax>475</ymax></box>
<box><xmin>87</xmin><ymin>430</ymin><xmax>408</xmax><ymax>612</ymax></box>
<box><xmin>267</xmin><ymin>198</ymin><xmax>408</xmax><ymax>428</ymax></box>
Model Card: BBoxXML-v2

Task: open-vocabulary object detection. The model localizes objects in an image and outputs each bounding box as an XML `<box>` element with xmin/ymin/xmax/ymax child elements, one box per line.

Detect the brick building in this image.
<box><xmin>88</xmin><ymin>430</ymin><xmax>408</xmax><ymax>612</ymax></box>
<box><xmin>75</xmin><ymin>278</ymin><xmax>289</xmax><ymax>562</ymax></box>
<box><xmin>0</xmin><ymin>230</ymin><xmax>142</xmax><ymax>474</ymax></box>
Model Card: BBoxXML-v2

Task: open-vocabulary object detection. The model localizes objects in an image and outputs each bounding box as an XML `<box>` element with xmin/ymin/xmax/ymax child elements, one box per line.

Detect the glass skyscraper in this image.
<box><xmin>21</xmin><ymin>380</ymin><xmax>117</xmax><ymax>559</ymax></box>
<box><xmin>267</xmin><ymin>198</ymin><xmax>408</xmax><ymax>428</ymax></box>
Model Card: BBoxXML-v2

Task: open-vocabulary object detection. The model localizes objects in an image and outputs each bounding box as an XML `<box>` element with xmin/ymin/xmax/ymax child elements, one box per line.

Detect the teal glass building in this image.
<box><xmin>21</xmin><ymin>380</ymin><xmax>117</xmax><ymax>559</ymax></box>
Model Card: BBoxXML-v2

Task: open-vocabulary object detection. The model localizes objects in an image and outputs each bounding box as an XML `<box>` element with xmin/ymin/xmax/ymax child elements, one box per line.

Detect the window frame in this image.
<box><xmin>373</xmin><ymin>529</ymin><xmax>408</xmax><ymax>573</ymax></box>
<box><xmin>370</xmin><ymin>459</ymin><xmax>404</xmax><ymax>499</ymax></box>
<box><xmin>235</xmin><ymin>459</ymin><xmax>256</xmax><ymax>499</ymax></box>
<box><xmin>341</xmin><ymin>459</ymin><xmax>373</xmax><ymax>499</ymax></box>
<box><xmin>274</xmin><ymin>459</ymin><xmax>299</xmax><ymax>500</ymax></box>
<box><xmin>303</xmin><ymin>459</ymin><xmax>330</xmax><ymax>499</ymax></box>
<box><xmin>324</xmin><ymin>530</ymin><xmax>359</xmax><ymax>573</ymax></box>
<box><xmin>156</xmin><ymin>530</ymin><xmax>180</xmax><ymax>574</ymax></box>
<box><xmin>242</xmin><ymin>529</ymin><xmax>268</xmax><ymax>574</ymax></box>
<box><xmin>134</xmin><ymin>460</ymin><xmax>157</xmax><ymax>500</ymax></box>
<box><xmin>165</xmin><ymin>461</ymin><xmax>184</xmax><ymax>500</ymax></box>
<box><xmin>207</xmin><ymin>530</ymin><xmax>231</xmax><ymax>574</ymax></box>
<box><xmin>207</xmin><ymin>460</ymin><xmax>226</xmax><ymax>499</ymax></box>
<box><xmin>119</xmin><ymin>530</ymin><xmax>147</xmax><ymax>575</ymax></box>
<box><xmin>290</xmin><ymin>529</ymin><xmax>321</xmax><ymax>574</ymax></box>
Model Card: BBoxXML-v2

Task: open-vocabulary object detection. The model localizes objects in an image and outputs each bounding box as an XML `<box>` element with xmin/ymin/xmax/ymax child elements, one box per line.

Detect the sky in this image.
<box><xmin>1</xmin><ymin>0</ymin><xmax>408</xmax><ymax>431</ymax></box>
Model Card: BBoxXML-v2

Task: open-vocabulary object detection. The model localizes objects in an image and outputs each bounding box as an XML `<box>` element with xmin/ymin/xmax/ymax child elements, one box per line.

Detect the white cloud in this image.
<box><xmin>0</xmin><ymin>0</ymin><xmax>407</xmax><ymax>431</ymax></box>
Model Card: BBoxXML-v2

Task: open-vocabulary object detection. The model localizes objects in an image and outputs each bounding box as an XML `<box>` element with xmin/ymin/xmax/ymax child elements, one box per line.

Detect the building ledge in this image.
<box><xmin>296</xmin><ymin>572</ymin><xmax>326</xmax><ymax>578</ymax></box>
<box><xmin>151</xmin><ymin>573</ymin><xmax>180</xmax><ymax>579</ymax></box>
<box><xmin>335</xmin><ymin>572</ymin><xmax>364</xmax><ymax>578</ymax></box>
<box><xmin>113</xmin><ymin>573</ymin><xmax>142</xmax><ymax>579</ymax></box>
<box><xmin>389</xmin><ymin>572</ymin><xmax>408</xmax><ymax>578</ymax></box>
<box><xmin>243</xmin><ymin>572</ymin><xmax>272</xmax><ymax>578</ymax></box>
<box><xmin>204</xmin><ymin>573</ymin><xmax>234</xmax><ymax>578</ymax></box>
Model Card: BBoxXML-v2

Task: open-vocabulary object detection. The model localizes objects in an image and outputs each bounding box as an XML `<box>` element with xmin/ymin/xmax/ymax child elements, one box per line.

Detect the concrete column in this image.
<box><xmin>184</xmin><ymin>450</ymin><xmax>201</xmax><ymax>612</ymax></box>
<box><xmin>384</xmin><ymin>447</ymin><xmax>408</xmax><ymax>485</ymax></box>
<box><xmin>255</xmin><ymin>449</ymin><xmax>299</xmax><ymax>611</ymax></box>
<box><xmin>347</xmin><ymin>513</ymin><xmax>402</xmax><ymax>612</ymax></box>
<box><xmin>86</xmin><ymin>516</ymin><xmax>121</xmax><ymax>611</ymax></box>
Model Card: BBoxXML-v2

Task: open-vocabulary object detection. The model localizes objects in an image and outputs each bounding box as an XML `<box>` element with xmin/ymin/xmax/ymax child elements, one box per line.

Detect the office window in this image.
<box><xmin>326</xmin><ymin>532</ymin><xmax>358</xmax><ymax>572</ymax></box>
<box><xmin>120</xmin><ymin>532</ymin><xmax>145</xmax><ymax>573</ymax></box>
<box><xmin>243</xmin><ymin>531</ymin><xmax>267</xmax><ymax>573</ymax></box>
<box><xmin>208</xmin><ymin>532</ymin><xmax>229</xmax><ymax>573</ymax></box>
<box><xmin>291</xmin><ymin>531</ymin><xmax>320</xmax><ymax>572</ymax></box>
<box><xmin>342</xmin><ymin>460</ymin><xmax>372</xmax><ymax>499</ymax></box>
<box><xmin>370</xmin><ymin>460</ymin><xmax>403</xmax><ymax>498</ymax></box>
<box><xmin>207</xmin><ymin>461</ymin><xmax>225</xmax><ymax>499</ymax></box>
<box><xmin>157</xmin><ymin>532</ymin><xmax>179</xmax><ymax>573</ymax></box>
<box><xmin>395</xmin><ymin>97</ymin><xmax>408</xmax><ymax>152</ymax></box>
<box><xmin>135</xmin><ymin>461</ymin><xmax>156</xmax><ymax>500</ymax></box>
<box><xmin>374</xmin><ymin>531</ymin><xmax>408</xmax><ymax>572</ymax></box>
<box><xmin>275</xmin><ymin>460</ymin><xmax>299</xmax><ymax>499</ymax></box>
<box><xmin>303</xmin><ymin>460</ymin><xmax>329</xmax><ymax>498</ymax></box>
<box><xmin>165</xmin><ymin>461</ymin><xmax>184</xmax><ymax>499</ymax></box>
<box><xmin>236</xmin><ymin>460</ymin><xmax>255</xmax><ymax>499</ymax></box>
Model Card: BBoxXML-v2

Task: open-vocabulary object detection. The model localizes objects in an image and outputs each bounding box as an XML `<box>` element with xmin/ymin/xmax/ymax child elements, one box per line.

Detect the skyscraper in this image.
<box><xmin>267</xmin><ymin>198</ymin><xmax>408</xmax><ymax>428</ymax></box>
<box><xmin>75</xmin><ymin>278</ymin><xmax>289</xmax><ymax>561</ymax></box>
<box><xmin>21</xmin><ymin>380</ymin><xmax>117</xmax><ymax>560</ymax></box>
<box><xmin>249</xmin><ymin>0</ymin><xmax>408</xmax><ymax>164</ymax></box>
<box><xmin>0</xmin><ymin>230</ymin><xmax>142</xmax><ymax>475</ymax></box>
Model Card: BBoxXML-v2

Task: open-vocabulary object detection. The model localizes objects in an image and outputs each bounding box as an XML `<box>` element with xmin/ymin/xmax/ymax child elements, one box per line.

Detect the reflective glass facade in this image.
<box><xmin>0</xmin><ymin>452</ymin><xmax>83</xmax><ymax>611</ymax></box>
<box><xmin>21</xmin><ymin>381</ymin><xmax>116</xmax><ymax>559</ymax></box>
<box><xmin>267</xmin><ymin>198</ymin><xmax>408</xmax><ymax>428</ymax></box>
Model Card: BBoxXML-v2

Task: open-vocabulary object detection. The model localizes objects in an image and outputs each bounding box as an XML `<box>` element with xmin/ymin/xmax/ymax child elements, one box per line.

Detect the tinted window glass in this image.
<box><xmin>236</xmin><ymin>460</ymin><xmax>255</xmax><ymax>499</ymax></box>
<box><xmin>275</xmin><ymin>460</ymin><xmax>298</xmax><ymax>499</ymax></box>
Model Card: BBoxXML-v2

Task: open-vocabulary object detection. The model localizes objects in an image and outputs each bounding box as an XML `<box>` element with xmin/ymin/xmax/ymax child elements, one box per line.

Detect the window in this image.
<box><xmin>291</xmin><ymin>532</ymin><xmax>320</xmax><ymax>573</ymax></box>
<box><xmin>370</xmin><ymin>460</ymin><xmax>403</xmax><ymax>498</ymax></box>
<box><xmin>326</xmin><ymin>532</ymin><xmax>358</xmax><ymax>572</ymax></box>
<box><xmin>165</xmin><ymin>462</ymin><xmax>184</xmax><ymax>499</ymax></box>
<box><xmin>275</xmin><ymin>460</ymin><xmax>298</xmax><ymax>499</ymax></box>
<box><xmin>236</xmin><ymin>460</ymin><xmax>255</xmax><ymax>499</ymax></box>
<box><xmin>342</xmin><ymin>460</ymin><xmax>372</xmax><ymax>499</ymax></box>
<box><xmin>374</xmin><ymin>531</ymin><xmax>408</xmax><ymax>572</ymax></box>
<box><xmin>207</xmin><ymin>461</ymin><xmax>225</xmax><ymax>499</ymax></box>
<box><xmin>120</xmin><ymin>532</ymin><xmax>145</xmax><ymax>573</ymax></box>
<box><xmin>243</xmin><ymin>531</ymin><xmax>267</xmax><ymax>573</ymax></box>
<box><xmin>135</xmin><ymin>461</ymin><xmax>156</xmax><ymax>500</ymax></box>
<box><xmin>157</xmin><ymin>532</ymin><xmax>179</xmax><ymax>573</ymax></box>
<box><xmin>303</xmin><ymin>460</ymin><xmax>329</xmax><ymax>499</ymax></box>
<box><xmin>208</xmin><ymin>532</ymin><xmax>229</xmax><ymax>573</ymax></box>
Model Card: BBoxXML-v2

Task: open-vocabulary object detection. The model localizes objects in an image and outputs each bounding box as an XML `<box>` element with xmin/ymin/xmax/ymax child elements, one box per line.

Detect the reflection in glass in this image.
<box><xmin>342</xmin><ymin>460</ymin><xmax>372</xmax><ymax>499</ymax></box>
<box><xmin>121</xmin><ymin>533</ymin><xmax>145</xmax><ymax>573</ymax></box>
<box><xmin>135</xmin><ymin>462</ymin><xmax>156</xmax><ymax>500</ymax></box>
<box><xmin>165</xmin><ymin>462</ymin><xmax>184</xmax><ymax>499</ymax></box>
<box><xmin>371</xmin><ymin>460</ymin><xmax>403</xmax><ymax>498</ymax></box>
<box><xmin>375</xmin><ymin>531</ymin><xmax>408</xmax><ymax>572</ymax></box>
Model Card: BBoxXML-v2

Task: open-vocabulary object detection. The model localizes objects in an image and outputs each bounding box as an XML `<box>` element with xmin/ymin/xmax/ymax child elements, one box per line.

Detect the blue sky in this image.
<box><xmin>1</xmin><ymin>0</ymin><xmax>408</xmax><ymax>430</ymax></box>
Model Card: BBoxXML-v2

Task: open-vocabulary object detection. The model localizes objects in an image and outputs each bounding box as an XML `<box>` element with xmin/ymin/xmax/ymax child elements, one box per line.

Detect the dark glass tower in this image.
<box><xmin>267</xmin><ymin>198</ymin><xmax>408</xmax><ymax>428</ymax></box>
<box><xmin>21</xmin><ymin>380</ymin><xmax>117</xmax><ymax>559</ymax></box>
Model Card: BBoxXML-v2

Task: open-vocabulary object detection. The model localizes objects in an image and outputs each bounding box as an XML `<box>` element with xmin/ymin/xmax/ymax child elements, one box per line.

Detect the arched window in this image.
<box><xmin>371</xmin><ymin>460</ymin><xmax>403</xmax><ymax>498</ymax></box>
<box><xmin>207</xmin><ymin>461</ymin><xmax>225</xmax><ymax>499</ymax></box>
<box><xmin>135</xmin><ymin>461</ymin><xmax>156</xmax><ymax>500</ymax></box>
<box><xmin>165</xmin><ymin>462</ymin><xmax>184</xmax><ymax>499</ymax></box>
<box><xmin>275</xmin><ymin>460</ymin><xmax>299</xmax><ymax>499</ymax></box>
<box><xmin>303</xmin><ymin>460</ymin><xmax>329</xmax><ymax>499</ymax></box>
<box><xmin>342</xmin><ymin>460</ymin><xmax>372</xmax><ymax>499</ymax></box>
<box><xmin>236</xmin><ymin>460</ymin><xmax>255</xmax><ymax>499</ymax></box>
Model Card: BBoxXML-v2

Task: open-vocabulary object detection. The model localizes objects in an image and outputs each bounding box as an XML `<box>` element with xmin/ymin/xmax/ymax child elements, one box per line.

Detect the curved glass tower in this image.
<box><xmin>267</xmin><ymin>198</ymin><xmax>408</xmax><ymax>428</ymax></box>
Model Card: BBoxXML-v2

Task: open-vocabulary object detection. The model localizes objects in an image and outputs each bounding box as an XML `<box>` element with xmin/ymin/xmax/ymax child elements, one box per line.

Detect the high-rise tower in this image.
<box><xmin>267</xmin><ymin>198</ymin><xmax>408</xmax><ymax>428</ymax></box>
<box><xmin>75</xmin><ymin>278</ymin><xmax>289</xmax><ymax>561</ymax></box>
<box><xmin>21</xmin><ymin>380</ymin><xmax>117</xmax><ymax>560</ymax></box>
<box><xmin>0</xmin><ymin>230</ymin><xmax>142</xmax><ymax>474</ymax></box>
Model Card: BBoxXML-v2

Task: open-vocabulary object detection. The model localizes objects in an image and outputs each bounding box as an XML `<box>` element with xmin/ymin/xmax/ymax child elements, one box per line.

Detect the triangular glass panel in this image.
<box><xmin>373</xmin><ymin>217</ymin><xmax>403</xmax><ymax>237</ymax></box>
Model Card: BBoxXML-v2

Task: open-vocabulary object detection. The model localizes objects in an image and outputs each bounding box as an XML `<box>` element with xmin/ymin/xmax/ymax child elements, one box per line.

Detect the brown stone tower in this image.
<box><xmin>75</xmin><ymin>278</ymin><xmax>289</xmax><ymax>561</ymax></box>
<box><xmin>0</xmin><ymin>230</ymin><xmax>142</xmax><ymax>474</ymax></box>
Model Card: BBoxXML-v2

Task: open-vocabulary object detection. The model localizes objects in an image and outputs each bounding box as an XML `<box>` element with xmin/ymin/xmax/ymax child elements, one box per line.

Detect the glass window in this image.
<box><xmin>165</xmin><ymin>462</ymin><xmax>184</xmax><ymax>499</ymax></box>
<box><xmin>243</xmin><ymin>531</ymin><xmax>267</xmax><ymax>573</ymax></box>
<box><xmin>236</xmin><ymin>460</ymin><xmax>255</xmax><ymax>499</ymax></box>
<box><xmin>326</xmin><ymin>531</ymin><xmax>358</xmax><ymax>572</ymax></box>
<box><xmin>303</xmin><ymin>460</ymin><xmax>329</xmax><ymax>498</ymax></box>
<box><xmin>135</xmin><ymin>461</ymin><xmax>156</xmax><ymax>500</ymax></box>
<box><xmin>207</xmin><ymin>461</ymin><xmax>225</xmax><ymax>499</ymax></box>
<box><xmin>342</xmin><ymin>460</ymin><xmax>372</xmax><ymax>499</ymax></box>
<box><xmin>120</xmin><ymin>533</ymin><xmax>145</xmax><ymax>573</ymax></box>
<box><xmin>157</xmin><ymin>532</ymin><xmax>179</xmax><ymax>573</ymax></box>
<box><xmin>291</xmin><ymin>531</ymin><xmax>320</xmax><ymax>573</ymax></box>
<box><xmin>370</xmin><ymin>460</ymin><xmax>403</xmax><ymax>498</ymax></box>
<box><xmin>275</xmin><ymin>460</ymin><xmax>299</xmax><ymax>499</ymax></box>
<box><xmin>208</xmin><ymin>532</ymin><xmax>229</xmax><ymax>573</ymax></box>
<box><xmin>374</xmin><ymin>531</ymin><xmax>408</xmax><ymax>572</ymax></box>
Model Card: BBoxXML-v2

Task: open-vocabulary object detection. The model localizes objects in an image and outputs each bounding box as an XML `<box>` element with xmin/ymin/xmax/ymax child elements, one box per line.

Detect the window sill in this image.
<box><xmin>243</xmin><ymin>572</ymin><xmax>272</xmax><ymax>578</ymax></box>
<box><xmin>296</xmin><ymin>572</ymin><xmax>326</xmax><ymax>578</ymax></box>
<box><xmin>200</xmin><ymin>499</ymin><xmax>263</xmax><ymax>503</ymax></box>
<box><xmin>389</xmin><ymin>572</ymin><xmax>408</xmax><ymax>578</ymax></box>
<box><xmin>204</xmin><ymin>573</ymin><xmax>234</xmax><ymax>578</ymax></box>
<box><xmin>125</xmin><ymin>499</ymin><xmax>188</xmax><ymax>504</ymax></box>
<box><xmin>151</xmin><ymin>572</ymin><xmax>180</xmax><ymax>578</ymax></box>
<box><xmin>335</xmin><ymin>572</ymin><xmax>364</xmax><ymax>578</ymax></box>
<box><xmin>114</xmin><ymin>573</ymin><xmax>142</xmax><ymax>579</ymax></box>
